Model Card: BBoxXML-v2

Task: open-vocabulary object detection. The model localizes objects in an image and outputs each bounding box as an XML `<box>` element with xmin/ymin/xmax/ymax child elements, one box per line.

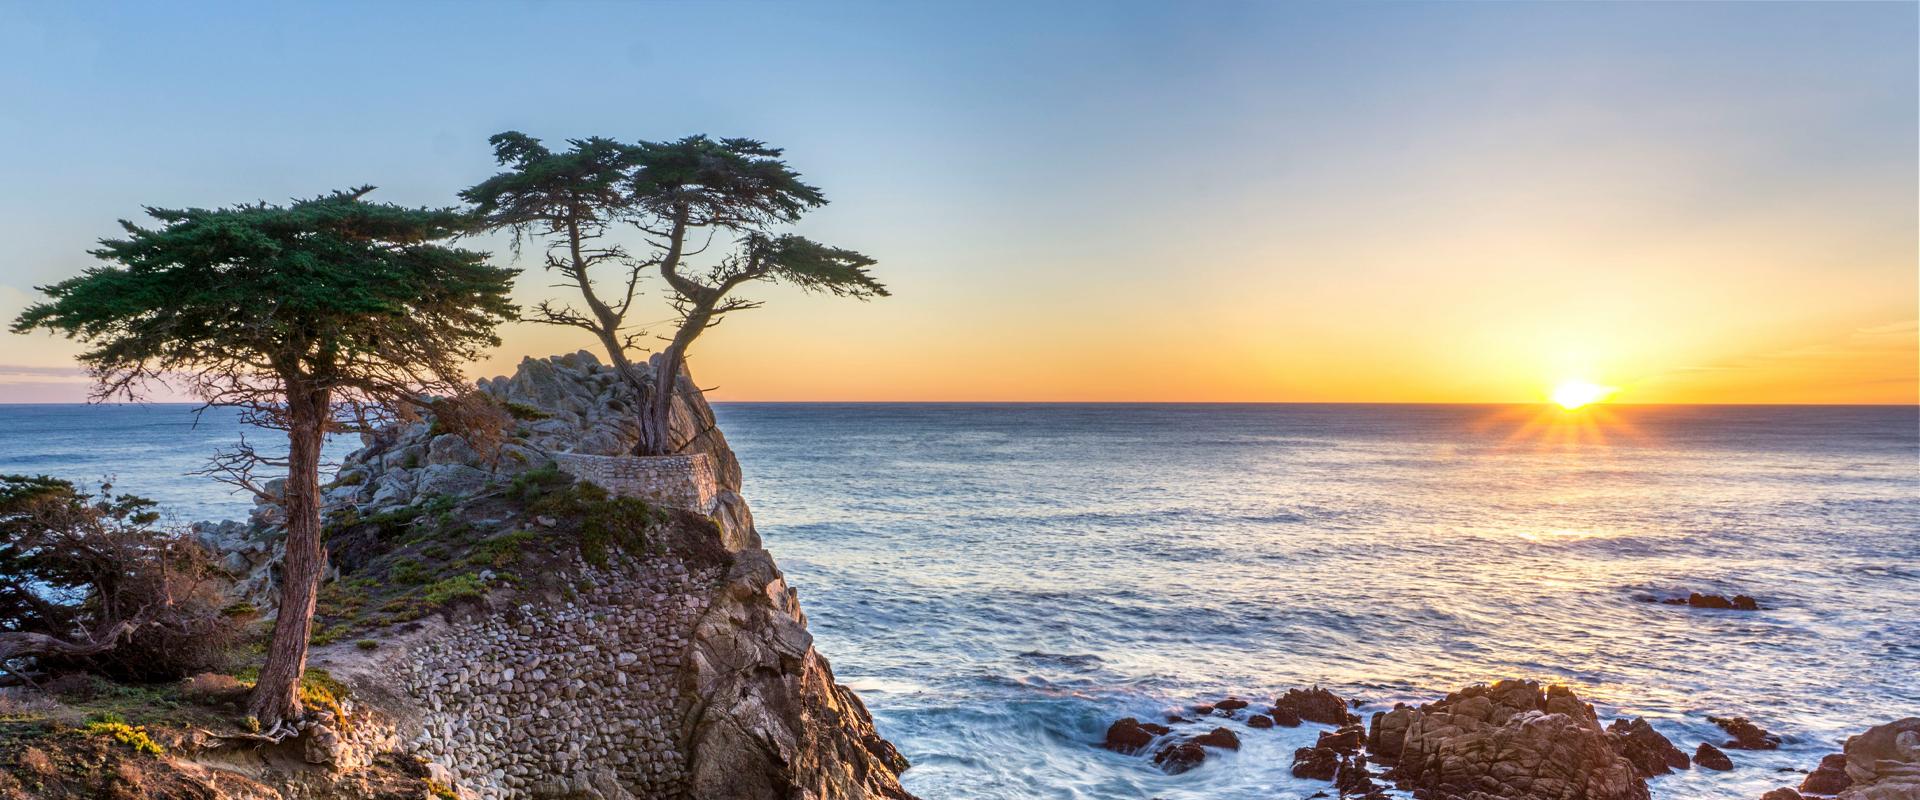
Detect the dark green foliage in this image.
<box><xmin>506</xmin><ymin>465</ymin><xmax>572</xmax><ymax>504</ymax></box>
<box><xmin>467</xmin><ymin>530</ymin><xmax>536</xmax><ymax>569</ymax></box>
<box><xmin>502</xmin><ymin>401</ymin><xmax>552</xmax><ymax>421</ymax></box>
<box><xmin>385</xmin><ymin>557</ymin><xmax>430</xmax><ymax>585</ymax></box>
<box><xmin>420</xmin><ymin>574</ymin><xmax>486</xmax><ymax>605</ymax></box>
<box><xmin>527</xmin><ymin>481</ymin><xmax>659</xmax><ymax>567</ymax></box>
<box><xmin>11</xmin><ymin>188</ymin><xmax>519</xmax><ymax>413</ymax></box>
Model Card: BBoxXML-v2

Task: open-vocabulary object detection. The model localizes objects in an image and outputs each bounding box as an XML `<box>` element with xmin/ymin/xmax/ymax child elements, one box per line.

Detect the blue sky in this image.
<box><xmin>2</xmin><ymin>1</ymin><xmax>1914</xmax><ymax>402</ymax></box>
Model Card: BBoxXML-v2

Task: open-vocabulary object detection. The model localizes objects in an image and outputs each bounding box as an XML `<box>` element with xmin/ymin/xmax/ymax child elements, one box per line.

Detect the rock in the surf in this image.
<box><xmin>1153</xmin><ymin>740</ymin><xmax>1208</xmax><ymax>774</ymax></box>
<box><xmin>1713</xmin><ymin>715</ymin><xmax>1783</xmax><ymax>750</ymax></box>
<box><xmin>1247</xmin><ymin>713</ymin><xmax>1275</xmax><ymax>729</ymax></box>
<box><xmin>1103</xmin><ymin>717</ymin><xmax>1170</xmax><ymax>755</ymax></box>
<box><xmin>1607</xmin><ymin>717</ymin><xmax>1691</xmax><ymax>777</ymax></box>
<box><xmin>1658</xmin><ymin>592</ymin><xmax>1762</xmax><ymax>610</ymax></box>
<box><xmin>1191</xmin><ymin>726</ymin><xmax>1241</xmax><ymax>750</ymax></box>
<box><xmin>1273</xmin><ymin>687</ymin><xmax>1359</xmax><ymax>726</ymax></box>
<box><xmin>1382</xmin><ymin>680</ymin><xmax>1648</xmax><ymax>800</ymax></box>
<box><xmin>1293</xmin><ymin>745</ymin><xmax>1342</xmax><ymax>781</ymax></box>
<box><xmin>1695</xmin><ymin>743</ymin><xmax>1735</xmax><ymax>771</ymax></box>
<box><xmin>1764</xmin><ymin>790</ymin><xmax>1808</xmax><ymax>800</ymax></box>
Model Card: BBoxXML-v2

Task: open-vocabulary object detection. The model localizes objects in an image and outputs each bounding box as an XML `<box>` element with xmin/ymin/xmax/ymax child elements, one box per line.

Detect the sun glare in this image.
<box><xmin>1551</xmin><ymin>379</ymin><xmax>1614</xmax><ymax>410</ymax></box>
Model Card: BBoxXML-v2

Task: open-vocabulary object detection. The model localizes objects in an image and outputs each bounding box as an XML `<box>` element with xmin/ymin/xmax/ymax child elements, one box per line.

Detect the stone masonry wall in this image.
<box><xmin>553</xmin><ymin>452</ymin><xmax>720</xmax><ymax>514</ymax></box>
<box><xmin>392</xmin><ymin>552</ymin><xmax>725</xmax><ymax>800</ymax></box>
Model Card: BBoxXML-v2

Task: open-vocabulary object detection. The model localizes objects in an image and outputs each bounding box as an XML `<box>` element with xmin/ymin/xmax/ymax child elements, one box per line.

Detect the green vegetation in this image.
<box><xmin>421</xmin><ymin>574</ymin><xmax>486</xmax><ymax>605</ymax></box>
<box><xmin>468</xmin><ymin>530</ymin><xmax>537</xmax><ymax>568</ymax></box>
<box><xmin>81</xmin><ymin>717</ymin><xmax>164</xmax><ymax>756</ymax></box>
<box><xmin>11</xmin><ymin>188</ymin><xmax>519</xmax><ymax>727</ymax></box>
<box><xmin>502</xmin><ymin>401</ymin><xmax>552</xmax><ymax>421</ymax></box>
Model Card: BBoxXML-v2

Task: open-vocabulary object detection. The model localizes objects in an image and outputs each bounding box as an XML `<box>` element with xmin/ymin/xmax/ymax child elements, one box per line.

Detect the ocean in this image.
<box><xmin>2</xmin><ymin>402</ymin><xmax>1916</xmax><ymax>799</ymax></box>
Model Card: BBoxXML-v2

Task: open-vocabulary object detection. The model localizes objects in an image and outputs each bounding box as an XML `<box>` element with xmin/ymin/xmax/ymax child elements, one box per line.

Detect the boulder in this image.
<box><xmin>1293</xmin><ymin>745</ymin><xmax>1341</xmax><ymax>781</ymax></box>
<box><xmin>1802</xmin><ymin>753</ymin><xmax>1852</xmax><ymax>795</ymax></box>
<box><xmin>1247</xmin><ymin>714</ymin><xmax>1274</xmax><ymax>729</ymax></box>
<box><xmin>1191</xmin><ymin>727</ymin><xmax>1240</xmax><ymax>750</ymax></box>
<box><xmin>1369</xmin><ymin>704</ymin><xmax>1414</xmax><ymax>762</ymax></box>
<box><xmin>1103</xmin><ymin>718</ymin><xmax>1170</xmax><ymax>755</ymax></box>
<box><xmin>1606</xmin><ymin>717</ymin><xmax>1691</xmax><ymax>777</ymax></box>
<box><xmin>1713</xmin><ymin>715</ymin><xmax>1783</xmax><ymax>750</ymax></box>
<box><xmin>414</xmin><ymin>464</ymin><xmax>490</xmax><ymax>498</ymax></box>
<box><xmin>1658</xmin><ymin>592</ymin><xmax>1761</xmax><ymax>610</ymax></box>
<box><xmin>1383</xmin><ymin>680</ymin><xmax>1648</xmax><ymax>800</ymax></box>
<box><xmin>1765</xmin><ymin>791</ymin><xmax>1808</xmax><ymax>800</ymax></box>
<box><xmin>1835</xmin><ymin>718</ymin><xmax>1920</xmax><ymax>800</ymax></box>
<box><xmin>1316</xmin><ymin>725</ymin><xmax>1364</xmax><ymax>755</ymax></box>
<box><xmin>1274</xmin><ymin>687</ymin><xmax>1358</xmax><ymax>727</ymax></box>
<box><xmin>1215</xmin><ymin>697</ymin><xmax>1249</xmax><ymax>712</ymax></box>
<box><xmin>1695</xmin><ymin>743</ymin><xmax>1734</xmax><ymax>771</ymax></box>
<box><xmin>1153</xmin><ymin>741</ymin><xmax>1207</xmax><ymax>774</ymax></box>
<box><xmin>1268</xmin><ymin>705</ymin><xmax>1303</xmax><ymax>727</ymax></box>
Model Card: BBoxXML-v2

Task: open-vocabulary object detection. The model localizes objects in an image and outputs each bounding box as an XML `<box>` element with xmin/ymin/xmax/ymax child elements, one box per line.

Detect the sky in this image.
<box><xmin>0</xmin><ymin>1</ymin><xmax>1913</xmax><ymax>404</ymax></box>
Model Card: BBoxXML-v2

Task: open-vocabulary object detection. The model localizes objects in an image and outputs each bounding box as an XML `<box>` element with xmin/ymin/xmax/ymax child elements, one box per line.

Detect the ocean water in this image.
<box><xmin>2</xmin><ymin>402</ymin><xmax>1916</xmax><ymax>799</ymax></box>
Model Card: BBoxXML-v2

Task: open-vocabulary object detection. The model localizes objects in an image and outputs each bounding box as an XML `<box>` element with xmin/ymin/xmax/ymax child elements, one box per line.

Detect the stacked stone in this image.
<box><xmin>396</xmin><ymin>553</ymin><xmax>725</xmax><ymax>799</ymax></box>
<box><xmin>550</xmin><ymin>452</ymin><xmax>720</xmax><ymax>514</ymax></box>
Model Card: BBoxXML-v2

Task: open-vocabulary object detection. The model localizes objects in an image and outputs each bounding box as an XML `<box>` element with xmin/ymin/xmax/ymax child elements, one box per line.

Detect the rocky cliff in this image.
<box><xmin>176</xmin><ymin>352</ymin><xmax>913</xmax><ymax>800</ymax></box>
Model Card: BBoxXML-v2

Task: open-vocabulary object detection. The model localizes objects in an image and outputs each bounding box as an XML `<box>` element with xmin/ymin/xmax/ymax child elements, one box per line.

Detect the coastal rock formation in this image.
<box><xmin>1607</xmin><ymin>717</ymin><xmax>1691</xmax><ymax>777</ymax></box>
<box><xmin>188</xmin><ymin>353</ymin><xmax>912</xmax><ymax>800</ymax></box>
<box><xmin>1273</xmin><ymin>687</ymin><xmax>1358</xmax><ymax>727</ymax></box>
<box><xmin>1834</xmin><ymin>718</ymin><xmax>1920</xmax><ymax>800</ymax></box>
<box><xmin>1103</xmin><ymin>718</ymin><xmax>1170</xmax><ymax>754</ymax></box>
<box><xmin>1695</xmin><ymin>743</ymin><xmax>1735</xmax><ymax>771</ymax></box>
<box><xmin>1380</xmin><ymin>680</ymin><xmax>1649</xmax><ymax>800</ymax></box>
<box><xmin>1713</xmin><ymin>715</ymin><xmax>1784</xmax><ymax>750</ymax></box>
<box><xmin>1656</xmin><ymin>592</ymin><xmax>1762</xmax><ymax>611</ymax></box>
<box><xmin>1802</xmin><ymin>753</ymin><xmax>1854</xmax><ymax>795</ymax></box>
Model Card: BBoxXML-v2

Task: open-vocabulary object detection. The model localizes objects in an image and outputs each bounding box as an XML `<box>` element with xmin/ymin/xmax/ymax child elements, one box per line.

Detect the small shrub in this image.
<box><xmin>425</xmin><ymin>777</ymin><xmax>459</xmax><ymax>799</ymax></box>
<box><xmin>310</xmin><ymin>624</ymin><xmax>350</xmax><ymax>646</ymax></box>
<box><xmin>355</xmin><ymin>639</ymin><xmax>379</xmax><ymax>651</ymax></box>
<box><xmin>386</xmin><ymin>557</ymin><xmax>431</xmax><ymax>585</ymax></box>
<box><xmin>468</xmin><ymin>530</ymin><xmax>536</xmax><ymax>569</ymax></box>
<box><xmin>506</xmin><ymin>465</ymin><xmax>571</xmax><ymax>504</ymax></box>
<box><xmin>83</xmin><ymin>719</ymin><xmax>164</xmax><ymax>756</ymax></box>
<box><xmin>502</xmin><ymin>401</ymin><xmax>552</xmax><ymax>421</ymax></box>
<box><xmin>421</xmin><ymin>574</ymin><xmax>486</xmax><ymax>606</ymax></box>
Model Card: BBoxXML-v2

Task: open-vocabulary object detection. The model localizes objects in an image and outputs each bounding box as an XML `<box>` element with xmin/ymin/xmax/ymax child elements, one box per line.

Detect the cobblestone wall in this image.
<box><xmin>395</xmin><ymin>553</ymin><xmax>725</xmax><ymax>800</ymax></box>
<box><xmin>552</xmin><ymin>452</ymin><xmax>719</xmax><ymax>513</ymax></box>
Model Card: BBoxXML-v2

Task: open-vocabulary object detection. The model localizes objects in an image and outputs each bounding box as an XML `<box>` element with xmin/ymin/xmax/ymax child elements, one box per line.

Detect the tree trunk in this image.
<box><xmin>639</xmin><ymin>308</ymin><xmax>711</xmax><ymax>456</ymax></box>
<box><xmin>248</xmin><ymin>385</ymin><xmax>330</xmax><ymax>730</ymax></box>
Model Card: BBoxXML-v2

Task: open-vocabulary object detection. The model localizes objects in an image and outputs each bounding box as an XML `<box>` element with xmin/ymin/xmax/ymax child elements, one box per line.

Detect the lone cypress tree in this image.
<box><xmin>628</xmin><ymin>136</ymin><xmax>886</xmax><ymax>455</ymax></box>
<box><xmin>465</xmin><ymin>132</ymin><xmax>886</xmax><ymax>456</ymax></box>
<box><xmin>12</xmin><ymin>188</ymin><xmax>518</xmax><ymax>732</ymax></box>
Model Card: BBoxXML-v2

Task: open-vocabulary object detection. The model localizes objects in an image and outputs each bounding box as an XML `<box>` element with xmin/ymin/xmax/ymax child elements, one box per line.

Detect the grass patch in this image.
<box><xmin>421</xmin><ymin>574</ymin><xmax>486</xmax><ymax>605</ymax></box>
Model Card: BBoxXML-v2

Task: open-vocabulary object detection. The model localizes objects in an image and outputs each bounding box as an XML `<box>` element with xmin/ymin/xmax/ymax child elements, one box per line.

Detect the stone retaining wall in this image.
<box><xmin>552</xmin><ymin>452</ymin><xmax>719</xmax><ymax>513</ymax></box>
<box><xmin>395</xmin><ymin>553</ymin><xmax>725</xmax><ymax>800</ymax></box>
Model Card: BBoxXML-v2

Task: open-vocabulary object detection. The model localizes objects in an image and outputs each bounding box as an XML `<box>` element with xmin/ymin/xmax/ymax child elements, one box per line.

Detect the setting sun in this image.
<box><xmin>1551</xmin><ymin>379</ymin><xmax>1615</xmax><ymax>410</ymax></box>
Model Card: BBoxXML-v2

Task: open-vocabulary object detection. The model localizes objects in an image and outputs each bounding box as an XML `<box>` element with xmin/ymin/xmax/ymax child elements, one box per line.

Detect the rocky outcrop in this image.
<box><xmin>1654</xmin><ymin>592</ymin><xmax>1761</xmax><ymax>611</ymax></box>
<box><xmin>1803</xmin><ymin>753</ymin><xmax>1854</xmax><ymax>795</ymax></box>
<box><xmin>191</xmin><ymin>353</ymin><xmax>911</xmax><ymax>800</ymax></box>
<box><xmin>1607</xmin><ymin>717</ymin><xmax>1691</xmax><ymax>777</ymax></box>
<box><xmin>1713</xmin><ymin>716</ymin><xmax>1783</xmax><ymax>750</ymax></box>
<box><xmin>1380</xmin><ymin>680</ymin><xmax>1648</xmax><ymax>800</ymax></box>
<box><xmin>1835</xmin><ymin>718</ymin><xmax>1920</xmax><ymax>800</ymax></box>
<box><xmin>1695</xmin><ymin>743</ymin><xmax>1734</xmax><ymax>771</ymax></box>
<box><xmin>1272</xmin><ymin>687</ymin><xmax>1357</xmax><ymax>727</ymax></box>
